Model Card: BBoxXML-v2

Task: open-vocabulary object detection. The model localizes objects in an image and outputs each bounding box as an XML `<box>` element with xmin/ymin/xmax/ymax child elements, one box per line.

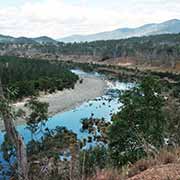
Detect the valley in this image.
<box><xmin>0</xmin><ymin>16</ymin><xmax>180</xmax><ymax>180</ymax></box>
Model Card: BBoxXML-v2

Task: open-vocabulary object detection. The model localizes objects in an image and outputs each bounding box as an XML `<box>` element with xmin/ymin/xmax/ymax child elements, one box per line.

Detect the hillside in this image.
<box><xmin>1</xmin><ymin>33</ymin><xmax>180</xmax><ymax>70</ymax></box>
<box><xmin>58</xmin><ymin>19</ymin><xmax>180</xmax><ymax>42</ymax></box>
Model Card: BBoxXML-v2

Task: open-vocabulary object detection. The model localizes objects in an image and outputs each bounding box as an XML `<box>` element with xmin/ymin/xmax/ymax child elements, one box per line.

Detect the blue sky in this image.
<box><xmin>0</xmin><ymin>0</ymin><xmax>180</xmax><ymax>38</ymax></box>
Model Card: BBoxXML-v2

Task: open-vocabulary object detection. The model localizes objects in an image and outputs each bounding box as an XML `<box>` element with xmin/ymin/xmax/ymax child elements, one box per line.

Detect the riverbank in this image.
<box><xmin>0</xmin><ymin>77</ymin><xmax>107</xmax><ymax>129</ymax></box>
<box><xmin>38</xmin><ymin>76</ymin><xmax>106</xmax><ymax>116</ymax></box>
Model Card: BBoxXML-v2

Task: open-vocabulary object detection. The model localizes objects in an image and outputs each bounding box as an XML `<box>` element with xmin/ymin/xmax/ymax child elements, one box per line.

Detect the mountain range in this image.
<box><xmin>0</xmin><ymin>19</ymin><xmax>180</xmax><ymax>44</ymax></box>
<box><xmin>58</xmin><ymin>19</ymin><xmax>180</xmax><ymax>42</ymax></box>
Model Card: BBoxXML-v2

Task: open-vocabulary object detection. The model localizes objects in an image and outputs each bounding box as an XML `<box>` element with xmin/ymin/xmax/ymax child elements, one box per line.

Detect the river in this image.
<box><xmin>0</xmin><ymin>69</ymin><xmax>133</xmax><ymax>177</ymax></box>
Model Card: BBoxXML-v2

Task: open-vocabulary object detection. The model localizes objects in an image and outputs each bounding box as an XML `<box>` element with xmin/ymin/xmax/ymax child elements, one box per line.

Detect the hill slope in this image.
<box><xmin>58</xmin><ymin>19</ymin><xmax>180</xmax><ymax>42</ymax></box>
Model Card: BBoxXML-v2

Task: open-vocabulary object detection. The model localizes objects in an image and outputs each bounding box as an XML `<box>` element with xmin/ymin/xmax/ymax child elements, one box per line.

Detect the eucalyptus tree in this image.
<box><xmin>0</xmin><ymin>66</ymin><xmax>29</xmax><ymax>180</ymax></box>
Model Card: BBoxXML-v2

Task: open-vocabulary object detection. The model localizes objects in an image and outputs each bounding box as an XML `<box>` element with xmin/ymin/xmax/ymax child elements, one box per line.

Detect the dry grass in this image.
<box><xmin>127</xmin><ymin>159</ymin><xmax>157</xmax><ymax>178</ymax></box>
<box><xmin>126</xmin><ymin>148</ymin><xmax>180</xmax><ymax>179</ymax></box>
<box><xmin>156</xmin><ymin>149</ymin><xmax>178</xmax><ymax>164</ymax></box>
<box><xmin>87</xmin><ymin>148</ymin><xmax>180</xmax><ymax>180</ymax></box>
<box><xmin>127</xmin><ymin>62</ymin><xmax>180</xmax><ymax>73</ymax></box>
<box><xmin>87</xmin><ymin>169</ymin><xmax>123</xmax><ymax>180</ymax></box>
<box><xmin>128</xmin><ymin>164</ymin><xmax>180</xmax><ymax>180</ymax></box>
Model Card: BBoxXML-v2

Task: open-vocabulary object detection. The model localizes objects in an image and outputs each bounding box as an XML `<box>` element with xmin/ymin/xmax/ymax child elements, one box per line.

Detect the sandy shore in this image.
<box><xmin>0</xmin><ymin>77</ymin><xmax>106</xmax><ymax>129</ymax></box>
<box><xmin>38</xmin><ymin>77</ymin><xmax>106</xmax><ymax>116</ymax></box>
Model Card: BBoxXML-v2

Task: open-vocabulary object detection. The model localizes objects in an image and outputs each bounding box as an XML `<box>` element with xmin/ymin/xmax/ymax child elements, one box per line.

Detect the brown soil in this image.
<box><xmin>128</xmin><ymin>164</ymin><xmax>180</xmax><ymax>180</ymax></box>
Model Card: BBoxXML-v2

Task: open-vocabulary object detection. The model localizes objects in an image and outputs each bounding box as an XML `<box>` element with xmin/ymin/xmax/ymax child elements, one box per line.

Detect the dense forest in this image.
<box><xmin>1</xmin><ymin>33</ymin><xmax>180</xmax><ymax>67</ymax></box>
<box><xmin>0</xmin><ymin>56</ymin><xmax>79</xmax><ymax>100</ymax></box>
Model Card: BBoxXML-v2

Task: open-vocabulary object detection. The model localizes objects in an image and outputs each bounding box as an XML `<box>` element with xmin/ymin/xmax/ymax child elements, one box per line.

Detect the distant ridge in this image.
<box><xmin>0</xmin><ymin>35</ymin><xmax>58</xmax><ymax>44</ymax></box>
<box><xmin>58</xmin><ymin>19</ymin><xmax>180</xmax><ymax>42</ymax></box>
<box><xmin>33</xmin><ymin>36</ymin><xmax>58</xmax><ymax>44</ymax></box>
<box><xmin>1</xmin><ymin>19</ymin><xmax>180</xmax><ymax>44</ymax></box>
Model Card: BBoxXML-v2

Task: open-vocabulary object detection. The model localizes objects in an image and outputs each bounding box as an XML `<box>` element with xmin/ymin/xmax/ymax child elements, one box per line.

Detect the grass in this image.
<box><xmin>87</xmin><ymin>148</ymin><xmax>180</xmax><ymax>180</ymax></box>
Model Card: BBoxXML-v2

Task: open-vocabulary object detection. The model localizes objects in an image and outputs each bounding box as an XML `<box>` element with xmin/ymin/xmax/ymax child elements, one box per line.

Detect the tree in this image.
<box><xmin>0</xmin><ymin>77</ymin><xmax>29</xmax><ymax>180</ymax></box>
<box><xmin>0</xmin><ymin>56</ymin><xmax>79</xmax><ymax>101</ymax></box>
<box><xmin>108</xmin><ymin>76</ymin><xmax>166</xmax><ymax>166</ymax></box>
<box><xmin>79</xmin><ymin>146</ymin><xmax>108</xmax><ymax>178</ymax></box>
<box><xmin>25</xmin><ymin>97</ymin><xmax>49</xmax><ymax>140</ymax></box>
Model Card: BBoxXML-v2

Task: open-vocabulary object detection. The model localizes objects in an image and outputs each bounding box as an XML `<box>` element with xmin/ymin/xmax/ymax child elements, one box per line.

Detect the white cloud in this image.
<box><xmin>0</xmin><ymin>0</ymin><xmax>180</xmax><ymax>38</ymax></box>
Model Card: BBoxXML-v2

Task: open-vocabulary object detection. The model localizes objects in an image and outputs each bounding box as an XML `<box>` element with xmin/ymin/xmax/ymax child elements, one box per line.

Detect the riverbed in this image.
<box><xmin>4</xmin><ymin>76</ymin><xmax>106</xmax><ymax>129</ymax></box>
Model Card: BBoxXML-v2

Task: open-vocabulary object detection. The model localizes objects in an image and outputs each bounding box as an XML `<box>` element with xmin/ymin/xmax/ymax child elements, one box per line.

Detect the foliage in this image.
<box><xmin>108</xmin><ymin>76</ymin><xmax>166</xmax><ymax>166</ymax></box>
<box><xmin>1</xmin><ymin>134</ymin><xmax>15</xmax><ymax>163</ymax></box>
<box><xmin>25</xmin><ymin>97</ymin><xmax>49</xmax><ymax>138</ymax></box>
<box><xmin>81</xmin><ymin>118</ymin><xmax>110</xmax><ymax>143</ymax></box>
<box><xmin>0</xmin><ymin>56</ymin><xmax>79</xmax><ymax>100</ymax></box>
<box><xmin>79</xmin><ymin>146</ymin><xmax>108</xmax><ymax>177</ymax></box>
<box><xmin>27</xmin><ymin>126</ymin><xmax>80</xmax><ymax>180</ymax></box>
<box><xmin>27</xmin><ymin>126</ymin><xmax>79</xmax><ymax>158</ymax></box>
<box><xmin>163</xmin><ymin>96</ymin><xmax>180</xmax><ymax>145</ymax></box>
